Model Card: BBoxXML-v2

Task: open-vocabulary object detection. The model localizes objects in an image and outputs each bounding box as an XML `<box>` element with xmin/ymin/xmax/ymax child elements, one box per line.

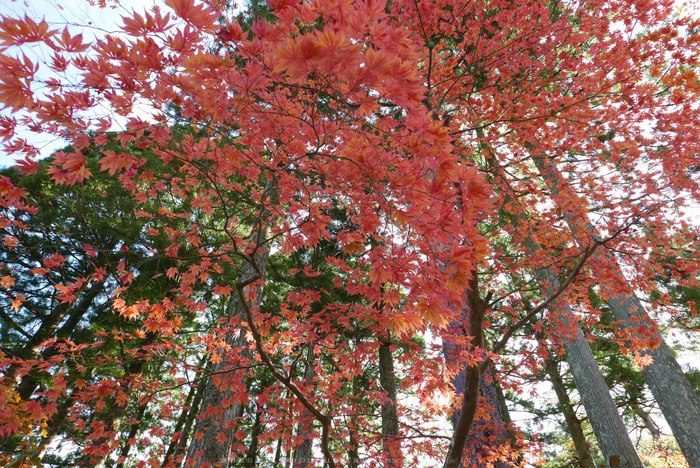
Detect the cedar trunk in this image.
<box><xmin>537</xmin><ymin>157</ymin><xmax>700</xmax><ymax>467</ymax></box>
<box><xmin>378</xmin><ymin>338</ymin><xmax>402</xmax><ymax>468</ymax></box>
<box><xmin>541</xmin><ymin>341</ymin><xmax>597</xmax><ymax>468</ymax></box>
<box><xmin>184</xmin><ymin>245</ymin><xmax>270</xmax><ymax>467</ymax></box>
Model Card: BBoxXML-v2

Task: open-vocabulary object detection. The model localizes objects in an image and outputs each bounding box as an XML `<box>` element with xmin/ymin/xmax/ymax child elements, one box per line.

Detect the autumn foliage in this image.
<box><xmin>1</xmin><ymin>0</ymin><xmax>700</xmax><ymax>466</ymax></box>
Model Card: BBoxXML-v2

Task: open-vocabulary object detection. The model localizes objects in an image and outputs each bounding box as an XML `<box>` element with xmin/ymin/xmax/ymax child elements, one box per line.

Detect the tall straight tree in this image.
<box><xmin>534</xmin><ymin>157</ymin><xmax>700</xmax><ymax>467</ymax></box>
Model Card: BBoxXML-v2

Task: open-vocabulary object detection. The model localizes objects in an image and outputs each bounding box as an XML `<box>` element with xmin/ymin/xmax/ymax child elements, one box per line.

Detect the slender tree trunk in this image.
<box><xmin>348</xmin><ymin>374</ymin><xmax>361</xmax><ymax>468</ymax></box>
<box><xmin>170</xmin><ymin>373</ymin><xmax>207</xmax><ymax>468</ymax></box>
<box><xmin>540</xmin><ymin>339</ymin><xmax>597</xmax><ymax>468</ymax></box>
<box><xmin>535</xmin><ymin>157</ymin><xmax>700</xmax><ymax>467</ymax></box>
<box><xmin>378</xmin><ymin>337</ymin><xmax>401</xmax><ymax>468</ymax></box>
<box><xmin>244</xmin><ymin>404</ymin><xmax>264</xmax><ymax>468</ymax></box>
<box><xmin>442</xmin><ymin>278</ymin><xmax>512</xmax><ymax>468</ymax></box>
<box><xmin>293</xmin><ymin>347</ymin><xmax>316</xmax><ymax>468</ymax></box>
<box><xmin>160</xmin><ymin>376</ymin><xmax>198</xmax><ymax>468</ymax></box>
<box><xmin>116</xmin><ymin>403</ymin><xmax>148</xmax><ymax>468</ymax></box>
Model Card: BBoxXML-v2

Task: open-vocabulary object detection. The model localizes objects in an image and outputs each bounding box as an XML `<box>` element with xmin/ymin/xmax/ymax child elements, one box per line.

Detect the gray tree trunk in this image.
<box><xmin>378</xmin><ymin>337</ymin><xmax>402</xmax><ymax>468</ymax></box>
<box><xmin>535</xmin><ymin>157</ymin><xmax>700</xmax><ymax>467</ymax></box>
<box><xmin>293</xmin><ymin>347</ymin><xmax>316</xmax><ymax>468</ymax></box>
<box><xmin>541</xmin><ymin>339</ymin><xmax>597</xmax><ymax>468</ymax></box>
<box><xmin>524</xmin><ymin>234</ymin><xmax>643</xmax><ymax>468</ymax></box>
<box><xmin>184</xmin><ymin>239</ymin><xmax>271</xmax><ymax>467</ymax></box>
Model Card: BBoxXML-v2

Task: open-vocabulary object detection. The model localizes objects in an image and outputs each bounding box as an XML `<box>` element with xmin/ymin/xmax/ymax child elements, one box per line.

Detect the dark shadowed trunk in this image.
<box><xmin>378</xmin><ymin>336</ymin><xmax>401</xmax><ymax>468</ymax></box>
<box><xmin>244</xmin><ymin>404</ymin><xmax>264</xmax><ymax>468</ymax></box>
<box><xmin>293</xmin><ymin>347</ymin><xmax>316</xmax><ymax>468</ymax></box>
<box><xmin>442</xmin><ymin>277</ymin><xmax>512</xmax><ymax>468</ymax></box>
<box><xmin>116</xmin><ymin>403</ymin><xmax>148</xmax><ymax>468</ymax></box>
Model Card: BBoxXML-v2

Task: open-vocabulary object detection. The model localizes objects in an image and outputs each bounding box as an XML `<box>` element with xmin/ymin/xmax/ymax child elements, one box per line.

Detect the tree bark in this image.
<box><xmin>183</xmin><ymin>258</ymin><xmax>268</xmax><ymax>468</ymax></box>
<box><xmin>536</xmin><ymin>157</ymin><xmax>700</xmax><ymax>468</ymax></box>
<box><xmin>244</xmin><ymin>404</ymin><xmax>264</xmax><ymax>468</ymax></box>
<box><xmin>541</xmin><ymin>340</ymin><xmax>597</xmax><ymax>468</ymax></box>
<box><xmin>184</xmin><ymin>182</ymin><xmax>274</xmax><ymax>468</ymax></box>
<box><xmin>477</xmin><ymin>137</ymin><xmax>640</xmax><ymax>467</ymax></box>
<box><xmin>378</xmin><ymin>337</ymin><xmax>401</xmax><ymax>468</ymax></box>
<box><xmin>443</xmin><ymin>277</ymin><xmax>485</xmax><ymax>468</ymax></box>
<box><xmin>526</xmin><ymin>241</ymin><xmax>643</xmax><ymax>468</ymax></box>
<box><xmin>293</xmin><ymin>347</ymin><xmax>316</xmax><ymax>468</ymax></box>
<box><xmin>442</xmin><ymin>277</ymin><xmax>513</xmax><ymax>468</ymax></box>
<box><xmin>293</xmin><ymin>420</ymin><xmax>314</xmax><ymax>467</ymax></box>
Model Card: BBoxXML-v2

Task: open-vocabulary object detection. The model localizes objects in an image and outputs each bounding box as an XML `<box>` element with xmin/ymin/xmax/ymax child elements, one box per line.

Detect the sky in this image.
<box><xmin>0</xmin><ymin>0</ymin><xmax>164</xmax><ymax>168</ymax></box>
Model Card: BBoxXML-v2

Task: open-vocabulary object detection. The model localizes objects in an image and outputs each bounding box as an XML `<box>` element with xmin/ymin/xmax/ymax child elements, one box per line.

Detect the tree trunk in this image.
<box><xmin>293</xmin><ymin>347</ymin><xmax>316</xmax><ymax>468</ymax></box>
<box><xmin>171</xmin><ymin>373</ymin><xmax>207</xmax><ymax>468</ymax></box>
<box><xmin>493</xmin><ymin>382</ymin><xmax>519</xmax><ymax>451</ymax></box>
<box><xmin>184</xmin><ymin>202</ymin><xmax>273</xmax><ymax>468</ymax></box>
<box><xmin>479</xmin><ymin>138</ymin><xmax>639</xmax><ymax>467</ymax></box>
<box><xmin>116</xmin><ymin>402</ymin><xmax>148</xmax><ymax>468</ymax></box>
<box><xmin>378</xmin><ymin>337</ymin><xmax>401</xmax><ymax>468</ymax></box>
<box><xmin>442</xmin><ymin>281</ymin><xmax>512</xmax><ymax>468</ymax></box>
<box><xmin>536</xmin><ymin>157</ymin><xmax>700</xmax><ymax>467</ymax></box>
<box><xmin>183</xmin><ymin>278</ymin><xmax>265</xmax><ymax>467</ymax></box>
<box><xmin>274</xmin><ymin>437</ymin><xmax>283</xmax><ymax>467</ymax></box>
<box><xmin>526</xmin><ymin>242</ymin><xmax>643</xmax><ymax>468</ymax></box>
<box><xmin>244</xmin><ymin>404</ymin><xmax>264</xmax><ymax>468</ymax></box>
<box><xmin>541</xmin><ymin>339</ymin><xmax>597</xmax><ymax>468</ymax></box>
<box><xmin>161</xmin><ymin>374</ymin><xmax>201</xmax><ymax>468</ymax></box>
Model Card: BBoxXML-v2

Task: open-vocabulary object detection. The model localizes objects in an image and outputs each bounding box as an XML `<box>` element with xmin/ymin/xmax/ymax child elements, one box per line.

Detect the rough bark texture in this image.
<box><xmin>293</xmin><ymin>348</ymin><xmax>316</xmax><ymax>468</ymax></box>
<box><xmin>378</xmin><ymin>338</ymin><xmax>401</xmax><ymax>468</ymax></box>
<box><xmin>536</xmin><ymin>157</ymin><xmax>700</xmax><ymax>467</ymax></box>
<box><xmin>442</xmin><ymin>280</ymin><xmax>511</xmax><ymax>468</ymax></box>
<box><xmin>541</xmin><ymin>343</ymin><xmax>597</xmax><ymax>468</ymax></box>
<box><xmin>531</xmin><ymin>255</ymin><xmax>643</xmax><ymax>468</ymax></box>
<box><xmin>184</xmin><ymin>247</ymin><xmax>270</xmax><ymax>468</ymax></box>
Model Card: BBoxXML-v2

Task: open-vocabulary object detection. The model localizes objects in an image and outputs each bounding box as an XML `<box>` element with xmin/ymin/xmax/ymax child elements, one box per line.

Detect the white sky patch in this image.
<box><xmin>0</xmin><ymin>0</ymin><xmax>165</xmax><ymax>167</ymax></box>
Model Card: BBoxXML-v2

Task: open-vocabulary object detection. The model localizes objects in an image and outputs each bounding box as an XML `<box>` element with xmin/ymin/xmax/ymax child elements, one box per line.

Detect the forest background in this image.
<box><xmin>1</xmin><ymin>0</ymin><xmax>700</xmax><ymax>467</ymax></box>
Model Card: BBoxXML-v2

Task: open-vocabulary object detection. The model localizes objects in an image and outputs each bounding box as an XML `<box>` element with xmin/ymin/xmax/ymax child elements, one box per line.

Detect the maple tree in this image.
<box><xmin>1</xmin><ymin>0</ymin><xmax>700</xmax><ymax>466</ymax></box>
